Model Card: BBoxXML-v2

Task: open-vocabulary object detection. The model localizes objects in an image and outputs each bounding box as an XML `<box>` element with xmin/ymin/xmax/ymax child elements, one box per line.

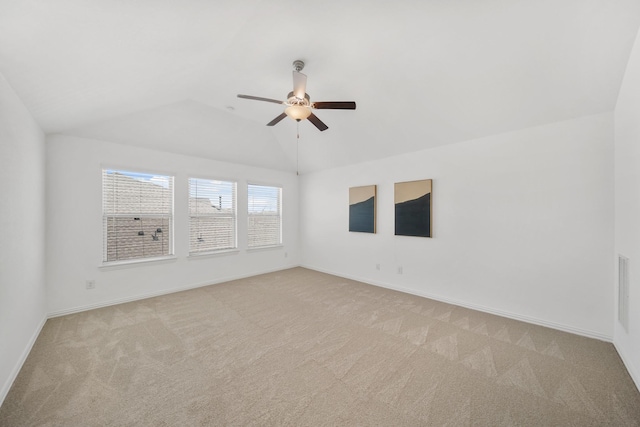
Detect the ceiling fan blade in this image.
<box><xmin>292</xmin><ymin>71</ymin><xmax>307</xmax><ymax>99</ymax></box>
<box><xmin>266</xmin><ymin>112</ymin><xmax>287</xmax><ymax>126</ymax></box>
<box><xmin>307</xmin><ymin>113</ymin><xmax>328</xmax><ymax>131</ymax></box>
<box><xmin>237</xmin><ymin>94</ymin><xmax>285</xmax><ymax>105</ymax></box>
<box><xmin>311</xmin><ymin>101</ymin><xmax>356</xmax><ymax>110</ymax></box>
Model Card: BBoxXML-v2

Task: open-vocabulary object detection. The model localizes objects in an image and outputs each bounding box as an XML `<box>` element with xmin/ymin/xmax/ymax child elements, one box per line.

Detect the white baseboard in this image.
<box><xmin>614</xmin><ymin>341</ymin><xmax>640</xmax><ymax>393</ymax></box>
<box><xmin>1</xmin><ymin>314</ymin><xmax>47</xmax><ymax>407</ymax></box>
<box><xmin>302</xmin><ymin>264</ymin><xmax>613</xmax><ymax>342</ymax></box>
<box><xmin>48</xmin><ymin>265</ymin><xmax>300</xmax><ymax>318</ymax></box>
<box><xmin>47</xmin><ymin>264</ymin><xmax>615</xmax><ymax>343</ymax></box>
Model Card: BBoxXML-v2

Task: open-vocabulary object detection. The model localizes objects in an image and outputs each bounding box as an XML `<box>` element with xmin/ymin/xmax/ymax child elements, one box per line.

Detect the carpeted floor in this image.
<box><xmin>1</xmin><ymin>267</ymin><xmax>639</xmax><ymax>426</ymax></box>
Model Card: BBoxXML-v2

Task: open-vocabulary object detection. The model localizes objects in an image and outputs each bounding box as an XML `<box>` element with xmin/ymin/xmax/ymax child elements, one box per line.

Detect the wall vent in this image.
<box><xmin>618</xmin><ymin>255</ymin><xmax>629</xmax><ymax>332</ymax></box>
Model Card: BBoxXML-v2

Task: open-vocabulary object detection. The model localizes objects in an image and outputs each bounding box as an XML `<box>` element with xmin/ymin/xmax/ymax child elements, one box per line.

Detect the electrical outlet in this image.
<box><xmin>397</xmin><ymin>266</ymin><xmax>403</xmax><ymax>274</ymax></box>
<box><xmin>376</xmin><ymin>263</ymin><xmax>380</xmax><ymax>271</ymax></box>
<box><xmin>86</xmin><ymin>280</ymin><xmax>96</xmax><ymax>290</ymax></box>
<box><xmin>284</xmin><ymin>252</ymin><xmax>288</xmax><ymax>258</ymax></box>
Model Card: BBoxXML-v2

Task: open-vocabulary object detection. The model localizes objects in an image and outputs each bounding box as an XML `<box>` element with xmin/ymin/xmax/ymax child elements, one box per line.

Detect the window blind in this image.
<box><xmin>189</xmin><ymin>178</ymin><xmax>237</xmax><ymax>254</ymax></box>
<box><xmin>102</xmin><ymin>169</ymin><xmax>173</xmax><ymax>262</ymax></box>
<box><xmin>247</xmin><ymin>184</ymin><xmax>282</xmax><ymax>248</ymax></box>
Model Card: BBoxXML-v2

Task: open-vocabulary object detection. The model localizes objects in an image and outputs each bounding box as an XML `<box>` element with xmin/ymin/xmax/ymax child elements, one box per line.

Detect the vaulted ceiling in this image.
<box><xmin>2</xmin><ymin>0</ymin><xmax>639</xmax><ymax>173</ymax></box>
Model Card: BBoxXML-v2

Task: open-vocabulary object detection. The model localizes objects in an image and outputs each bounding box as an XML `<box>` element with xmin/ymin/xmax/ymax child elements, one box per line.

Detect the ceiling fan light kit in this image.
<box><xmin>285</xmin><ymin>105</ymin><xmax>311</xmax><ymax>121</ymax></box>
<box><xmin>237</xmin><ymin>60</ymin><xmax>356</xmax><ymax>131</ymax></box>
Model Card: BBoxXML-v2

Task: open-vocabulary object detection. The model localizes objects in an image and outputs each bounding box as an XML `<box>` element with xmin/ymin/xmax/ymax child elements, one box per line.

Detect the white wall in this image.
<box><xmin>46</xmin><ymin>134</ymin><xmax>299</xmax><ymax>315</ymax></box>
<box><xmin>0</xmin><ymin>74</ymin><xmax>47</xmax><ymax>404</ymax></box>
<box><xmin>301</xmin><ymin>113</ymin><xmax>614</xmax><ymax>339</ymax></box>
<box><xmin>614</xmin><ymin>27</ymin><xmax>640</xmax><ymax>388</ymax></box>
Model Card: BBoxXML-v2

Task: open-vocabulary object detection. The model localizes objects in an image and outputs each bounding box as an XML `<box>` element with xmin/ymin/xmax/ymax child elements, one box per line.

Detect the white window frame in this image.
<box><xmin>247</xmin><ymin>183</ymin><xmax>282</xmax><ymax>249</ymax></box>
<box><xmin>102</xmin><ymin>168</ymin><xmax>174</xmax><ymax>265</ymax></box>
<box><xmin>188</xmin><ymin>177</ymin><xmax>238</xmax><ymax>255</ymax></box>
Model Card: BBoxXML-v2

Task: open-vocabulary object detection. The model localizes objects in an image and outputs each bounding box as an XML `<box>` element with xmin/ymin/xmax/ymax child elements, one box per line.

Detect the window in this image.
<box><xmin>102</xmin><ymin>169</ymin><xmax>173</xmax><ymax>263</ymax></box>
<box><xmin>248</xmin><ymin>184</ymin><xmax>282</xmax><ymax>248</ymax></box>
<box><xmin>189</xmin><ymin>177</ymin><xmax>237</xmax><ymax>254</ymax></box>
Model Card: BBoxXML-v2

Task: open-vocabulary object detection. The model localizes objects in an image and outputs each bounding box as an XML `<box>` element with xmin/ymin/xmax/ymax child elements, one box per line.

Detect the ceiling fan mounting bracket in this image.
<box><xmin>292</xmin><ymin>60</ymin><xmax>305</xmax><ymax>72</ymax></box>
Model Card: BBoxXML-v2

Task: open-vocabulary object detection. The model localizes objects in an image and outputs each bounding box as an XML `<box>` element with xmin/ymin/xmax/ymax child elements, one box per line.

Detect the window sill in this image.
<box><xmin>246</xmin><ymin>244</ymin><xmax>284</xmax><ymax>252</ymax></box>
<box><xmin>188</xmin><ymin>249</ymin><xmax>240</xmax><ymax>259</ymax></box>
<box><xmin>100</xmin><ymin>255</ymin><xmax>178</xmax><ymax>270</ymax></box>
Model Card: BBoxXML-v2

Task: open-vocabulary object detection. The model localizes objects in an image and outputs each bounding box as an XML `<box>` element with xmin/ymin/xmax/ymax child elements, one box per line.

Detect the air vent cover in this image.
<box><xmin>618</xmin><ymin>255</ymin><xmax>629</xmax><ymax>332</ymax></box>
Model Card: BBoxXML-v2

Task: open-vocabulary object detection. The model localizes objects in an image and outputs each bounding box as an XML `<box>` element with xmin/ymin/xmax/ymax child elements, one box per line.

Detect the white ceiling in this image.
<box><xmin>2</xmin><ymin>0</ymin><xmax>640</xmax><ymax>173</ymax></box>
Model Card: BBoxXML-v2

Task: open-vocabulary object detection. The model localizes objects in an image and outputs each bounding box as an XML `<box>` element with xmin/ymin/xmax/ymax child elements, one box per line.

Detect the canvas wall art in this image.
<box><xmin>349</xmin><ymin>185</ymin><xmax>376</xmax><ymax>233</ymax></box>
<box><xmin>395</xmin><ymin>179</ymin><xmax>432</xmax><ymax>237</ymax></box>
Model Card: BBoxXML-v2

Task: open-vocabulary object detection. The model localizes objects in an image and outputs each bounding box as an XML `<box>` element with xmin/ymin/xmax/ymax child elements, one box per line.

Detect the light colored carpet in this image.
<box><xmin>1</xmin><ymin>267</ymin><xmax>639</xmax><ymax>426</ymax></box>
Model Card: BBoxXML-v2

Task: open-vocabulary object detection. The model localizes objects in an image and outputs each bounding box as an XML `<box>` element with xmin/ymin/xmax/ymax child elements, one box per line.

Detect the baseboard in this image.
<box><xmin>48</xmin><ymin>263</ymin><xmax>614</xmax><ymax>342</ymax></box>
<box><xmin>614</xmin><ymin>341</ymin><xmax>640</xmax><ymax>393</ymax></box>
<box><xmin>1</xmin><ymin>314</ymin><xmax>47</xmax><ymax>407</ymax></box>
<box><xmin>302</xmin><ymin>264</ymin><xmax>613</xmax><ymax>342</ymax></box>
<box><xmin>48</xmin><ymin>265</ymin><xmax>300</xmax><ymax>318</ymax></box>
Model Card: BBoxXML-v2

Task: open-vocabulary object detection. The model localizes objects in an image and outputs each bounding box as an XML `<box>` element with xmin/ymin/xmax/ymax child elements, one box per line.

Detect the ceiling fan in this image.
<box><xmin>237</xmin><ymin>60</ymin><xmax>356</xmax><ymax>131</ymax></box>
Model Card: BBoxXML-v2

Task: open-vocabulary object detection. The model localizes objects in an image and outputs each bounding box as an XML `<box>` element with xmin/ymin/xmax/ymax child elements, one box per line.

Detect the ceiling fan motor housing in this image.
<box><xmin>287</xmin><ymin>91</ymin><xmax>310</xmax><ymax>106</ymax></box>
